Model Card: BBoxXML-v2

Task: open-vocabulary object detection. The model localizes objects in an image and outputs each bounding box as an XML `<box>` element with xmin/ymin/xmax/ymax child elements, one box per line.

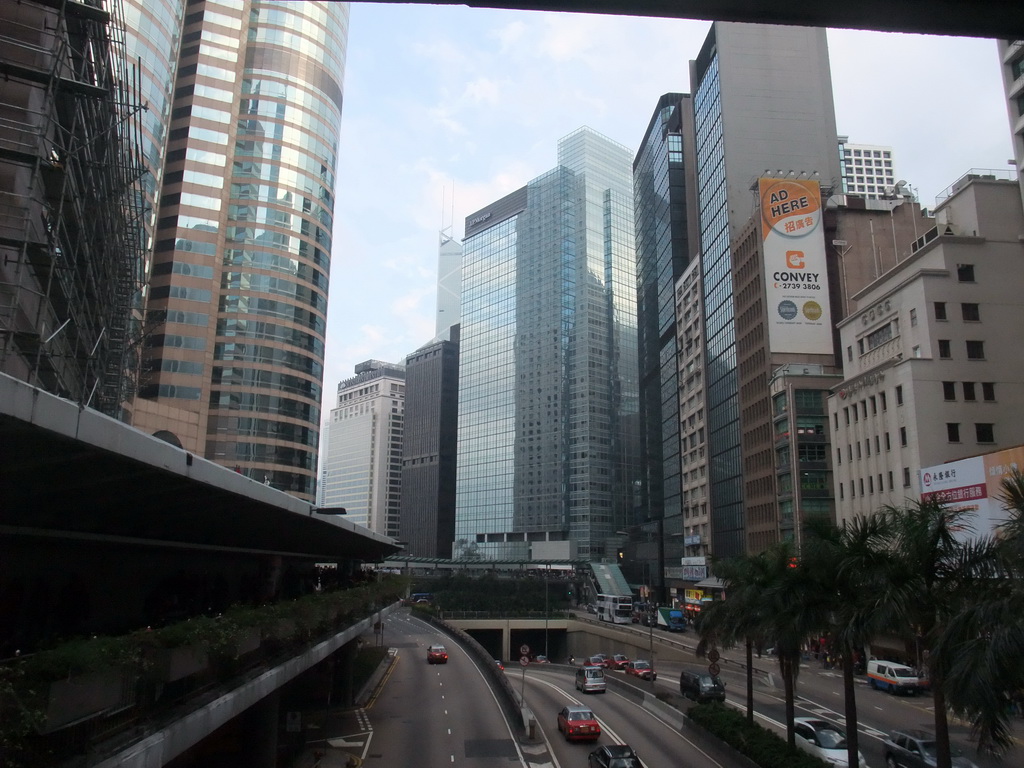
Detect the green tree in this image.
<box><xmin>801</xmin><ymin>513</ymin><xmax>894</xmax><ymax>768</ymax></box>
<box><xmin>696</xmin><ymin>549</ymin><xmax>777</xmax><ymax>724</ymax></box>
<box><xmin>931</xmin><ymin>469</ymin><xmax>1024</xmax><ymax>755</ymax></box>
<box><xmin>878</xmin><ymin>498</ymin><xmax>1000</xmax><ymax>768</ymax></box>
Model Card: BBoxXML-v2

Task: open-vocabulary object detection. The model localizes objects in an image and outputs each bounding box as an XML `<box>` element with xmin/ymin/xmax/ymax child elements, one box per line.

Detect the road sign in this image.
<box><xmin>520</xmin><ymin>655</ymin><xmax>530</xmax><ymax>667</ymax></box>
<box><xmin>520</xmin><ymin>644</ymin><xmax>530</xmax><ymax>656</ymax></box>
<box><xmin>708</xmin><ymin>649</ymin><xmax>720</xmax><ymax>663</ymax></box>
<box><xmin>709</xmin><ymin>662</ymin><xmax>721</xmax><ymax>676</ymax></box>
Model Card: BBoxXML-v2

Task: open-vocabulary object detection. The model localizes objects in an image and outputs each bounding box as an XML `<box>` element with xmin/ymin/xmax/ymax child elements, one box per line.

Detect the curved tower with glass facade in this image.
<box><xmin>134</xmin><ymin>0</ymin><xmax>347</xmax><ymax>500</ymax></box>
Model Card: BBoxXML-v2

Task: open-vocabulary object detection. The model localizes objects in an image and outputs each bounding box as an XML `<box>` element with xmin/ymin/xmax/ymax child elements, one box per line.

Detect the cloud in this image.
<box><xmin>463</xmin><ymin>77</ymin><xmax>502</xmax><ymax>105</ymax></box>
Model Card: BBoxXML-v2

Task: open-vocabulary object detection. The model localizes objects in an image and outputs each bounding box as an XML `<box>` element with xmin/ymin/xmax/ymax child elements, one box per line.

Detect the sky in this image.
<box><xmin>321</xmin><ymin>3</ymin><xmax>1014</xmax><ymax>435</ymax></box>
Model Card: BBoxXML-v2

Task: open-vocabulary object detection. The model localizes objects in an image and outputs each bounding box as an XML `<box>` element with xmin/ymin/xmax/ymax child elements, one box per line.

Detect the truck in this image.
<box><xmin>656</xmin><ymin>607</ymin><xmax>687</xmax><ymax>632</ymax></box>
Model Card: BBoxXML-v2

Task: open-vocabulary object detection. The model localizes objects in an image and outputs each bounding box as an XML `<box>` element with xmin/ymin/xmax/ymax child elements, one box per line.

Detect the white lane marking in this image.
<box><xmin>527</xmin><ymin>673</ymin><xmax>722</xmax><ymax>768</ymax></box>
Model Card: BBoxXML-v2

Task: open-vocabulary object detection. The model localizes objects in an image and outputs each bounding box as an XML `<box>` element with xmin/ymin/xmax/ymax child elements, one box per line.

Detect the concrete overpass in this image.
<box><xmin>366</xmin><ymin>1</ymin><xmax>1024</xmax><ymax>40</ymax></box>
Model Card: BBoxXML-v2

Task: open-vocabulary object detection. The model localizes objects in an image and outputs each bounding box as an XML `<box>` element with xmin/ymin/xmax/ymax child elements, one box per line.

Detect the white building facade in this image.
<box><xmin>319</xmin><ymin>360</ymin><xmax>405</xmax><ymax>537</ymax></box>
<box><xmin>829</xmin><ymin>174</ymin><xmax>1024</xmax><ymax>525</ymax></box>
<box><xmin>838</xmin><ymin>138</ymin><xmax>897</xmax><ymax>199</ymax></box>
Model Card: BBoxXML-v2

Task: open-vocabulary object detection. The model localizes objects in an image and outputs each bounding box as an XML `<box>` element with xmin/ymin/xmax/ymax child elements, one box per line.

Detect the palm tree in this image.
<box><xmin>878</xmin><ymin>498</ymin><xmax>1001</xmax><ymax>768</ymax></box>
<box><xmin>695</xmin><ymin>550</ymin><xmax>777</xmax><ymax>724</ymax></box>
<box><xmin>801</xmin><ymin>513</ymin><xmax>895</xmax><ymax>768</ymax></box>
<box><xmin>931</xmin><ymin>468</ymin><xmax>1024</xmax><ymax>755</ymax></box>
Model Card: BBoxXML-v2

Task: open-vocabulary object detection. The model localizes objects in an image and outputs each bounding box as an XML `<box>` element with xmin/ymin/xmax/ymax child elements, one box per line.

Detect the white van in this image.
<box><xmin>866</xmin><ymin>659</ymin><xmax>925</xmax><ymax>695</ymax></box>
<box><xmin>575</xmin><ymin>665</ymin><xmax>607</xmax><ymax>694</ymax></box>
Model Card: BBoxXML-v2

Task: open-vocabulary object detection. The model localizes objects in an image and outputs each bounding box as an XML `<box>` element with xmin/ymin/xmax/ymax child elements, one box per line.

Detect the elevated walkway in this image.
<box><xmin>590</xmin><ymin>562</ymin><xmax>632</xmax><ymax>596</ymax></box>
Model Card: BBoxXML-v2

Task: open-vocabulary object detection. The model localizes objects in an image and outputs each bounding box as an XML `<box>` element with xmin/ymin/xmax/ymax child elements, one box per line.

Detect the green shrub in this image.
<box><xmin>687</xmin><ymin>703</ymin><xmax>830</xmax><ymax>768</ymax></box>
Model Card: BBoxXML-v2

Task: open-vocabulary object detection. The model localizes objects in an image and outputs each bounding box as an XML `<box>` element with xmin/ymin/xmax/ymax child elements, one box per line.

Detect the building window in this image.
<box><xmin>957</xmin><ymin>263</ymin><xmax>975</xmax><ymax>282</ymax></box>
<box><xmin>961</xmin><ymin>303</ymin><xmax>980</xmax><ymax>322</ymax></box>
<box><xmin>942</xmin><ymin>381</ymin><xmax>956</xmax><ymax>400</ymax></box>
<box><xmin>885</xmin><ymin>432</ymin><xmax>891</xmax><ymax>451</ymax></box>
<box><xmin>839</xmin><ymin>482</ymin><xmax>844</xmax><ymax>500</ymax></box>
<box><xmin>836</xmin><ymin>448</ymin><xmax>842</xmax><ymax>465</ymax></box>
<box><xmin>847</xmin><ymin>345</ymin><xmax>853</xmax><ymax>362</ymax></box>
<box><xmin>909</xmin><ymin>308</ymin><xmax>918</xmax><ymax>327</ymax></box>
<box><xmin>888</xmin><ymin>471</ymin><xmax>894</xmax><ymax>490</ymax></box>
<box><xmin>947</xmin><ymin>423</ymin><xmax>960</xmax><ymax>442</ymax></box>
<box><xmin>962</xmin><ymin>382</ymin><xmax>976</xmax><ymax>401</ymax></box>
<box><xmin>895</xmin><ymin>385</ymin><xmax>904</xmax><ymax>405</ymax></box>
<box><xmin>976</xmin><ymin>423</ymin><xmax>995</xmax><ymax>443</ymax></box>
<box><xmin>934</xmin><ymin>302</ymin><xmax>947</xmax><ymax>321</ymax></box>
<box><xmin>903</xmin><ymin>467</ymin><xmax>911</xmax><ymax>487</ymax></box>
<box><xmin>982</xmin><ymin>382</ymin><xmax>996</xmax><ymax>401</ymax></box>
<box><xmin>900</xmin><ymin>427</ymin><xmax>907</xmax><ymax>447</ymax></box>
<box><xmin>966</xmin><ymin>340</ymin><xmax>985</xmax><ymax>359</ymax></box>
<box><xmin>938</xmin><ymin>340</ymin><xmax>951</xmax><ymax>359</ymax></box>
<box><xmin>880</xmin><ymin>392</ymin><xmax>887</xmax><ymax>411</ymax></box>
<box><xmin>870</xmin><ymin>396</ymin><xmax>877</xmax><ymax>415</ymax></box>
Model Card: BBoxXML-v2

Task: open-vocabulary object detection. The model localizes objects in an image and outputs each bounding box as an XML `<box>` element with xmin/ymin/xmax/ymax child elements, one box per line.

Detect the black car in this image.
<box><xmin>680</xmin><ymin>669</ymin><xmax>726</xmax><ymax>703</ymax></box>
<box><xmin>588</xmin><ymin>744</ymin><xmax>642</xmax><ymax>768</ymax></box>
<box><xmin>882</xmin><ymin>729</ymin><xmax>979</xmax><ymax>768</ymax></box>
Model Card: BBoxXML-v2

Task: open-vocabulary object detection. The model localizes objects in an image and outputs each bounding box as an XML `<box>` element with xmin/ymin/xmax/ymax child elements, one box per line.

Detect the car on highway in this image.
<box><xmin>533</xmin><ymin>654</ymin><xmax>551</xmax><ymax>663</ymax></box>
<box><xmin>575</xmin><ymin>665</ymin><xmax>607</xmax><ymax>693</ymax></box>
<box><xmin>609</xmin><ymin>653</ymin><xmax>630</xmax><ymax>670</ymax></box>
<box><xmin>680</xmin><ymin>670</ymin><xmax>726</xmax><ymax>703</ymax></box>
<box><xmin>557</xmin><ymin>705</ymin><xmax>601</xmax><ymax>742</ymax></box>
<box><xmin>624</xmin><ymin>660</ymin><xmax>656</xmax><ymax>681</ymax></box>
<box><xmin>584</xmin><ymin>654</ymin><xmax>609</xmax><ymax>668</ymax></box>
<box><xmin>793</xmin><ymin>717</ymin><xmax>867</xmax><ymax>768</ymax></box>
<box><xmin>588</xmin><ymin>743</ymin><xmax>642</xmax><ymax>767</ymax></box>
<box><xmin>883</xmin><ymin>729</ymin><xmax>979</xmax><ymax>768</ymax></box>
<box><xmin>427</xmin><ymin>644</ymin><xmax>448</xmax><ymax>664</ymax></box>
<box><xmin>494</xmin><ymin>659</ymin><xmax>505</xmax><ymax>671</ymax></box>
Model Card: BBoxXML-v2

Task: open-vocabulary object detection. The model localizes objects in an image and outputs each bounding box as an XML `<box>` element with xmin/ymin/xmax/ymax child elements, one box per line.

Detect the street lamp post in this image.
<box><xmin>544</xmin><ymin>564</ymin><xmax>549</xmax><ymax>659</ymax></box>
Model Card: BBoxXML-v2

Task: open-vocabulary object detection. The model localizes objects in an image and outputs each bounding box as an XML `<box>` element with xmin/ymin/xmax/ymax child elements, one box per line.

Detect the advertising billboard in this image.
<box><xmin>920</xmin><ymin>445</ymin><xmax>1024</xmax><ymax>539</ymax></box>
<box><xmin>759</xmin><ymin>178</ymin><xmax>833</xmax><ymax>354</ymax></box>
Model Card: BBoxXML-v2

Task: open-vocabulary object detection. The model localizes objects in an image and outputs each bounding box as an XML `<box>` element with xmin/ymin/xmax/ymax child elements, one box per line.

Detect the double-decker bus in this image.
<box><xmin>596</xmin><ymin>593</ymin><xmax>632</xmax><ymax>624</ymax></box>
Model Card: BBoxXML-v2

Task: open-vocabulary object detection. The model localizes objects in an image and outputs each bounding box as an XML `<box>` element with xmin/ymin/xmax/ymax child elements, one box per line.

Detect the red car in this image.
<box><xmin>427</xmin><ymin>644</ymin><xmax>448</xmax><ymax>664</ymax></box>
<box><xmin>557</xmin><ymin>705</ymin><xmax>601</xmax><ymax>742</ymax></box>
<box><xmin>624</xmin><ymin>660</ymin><xmax>657</xmax><ymax>681</ymax></box>
<box><xmin>609</xmin><ymin>654</ymin><xmax>630</xmax><ymax>670</ymax></box>
<box><xmin>584</xmin><ymin>654</ymin><xmax>609</xmax><ymax>668</ymax></box>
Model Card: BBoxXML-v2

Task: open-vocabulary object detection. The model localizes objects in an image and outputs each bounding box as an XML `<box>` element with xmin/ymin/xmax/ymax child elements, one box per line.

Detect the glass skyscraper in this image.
<box><xmin>454</xmin><ymin>128</ymin><xmax>640</xmax><ymax>561</ymax></box>
<box><xmin>632</xmin><ymin>93</ymin><xmax>699</xmax><ymax>596</ymax></box>
<box><xmin>131</xmin><ymin>0</ymin><xmax>348</xmax><ymax>500</ymax></box>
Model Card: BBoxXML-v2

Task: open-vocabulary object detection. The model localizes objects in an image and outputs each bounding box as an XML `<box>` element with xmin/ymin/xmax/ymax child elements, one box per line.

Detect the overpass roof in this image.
<box><xmin>0</xmin><ymin>374</ymin><xmax>400</xmax><ymax>562</ymax></box>
<box><xmin>369</xmin><ymin>1</ymin><xmax>1024</xmax><ymax>40</ymax></box>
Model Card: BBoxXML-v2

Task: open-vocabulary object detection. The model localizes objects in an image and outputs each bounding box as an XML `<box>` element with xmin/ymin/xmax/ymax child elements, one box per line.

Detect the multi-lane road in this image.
<box><xmin>325</xmin><ymin>610</ymin><xmax>1016</xmax><ymax>768</ymax></box>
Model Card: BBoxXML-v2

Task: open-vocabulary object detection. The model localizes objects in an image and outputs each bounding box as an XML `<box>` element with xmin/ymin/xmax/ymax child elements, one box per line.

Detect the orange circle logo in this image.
<box><xmin>760</xmin><ymin>179</ymin><xmax>822</xmax><ymax>239</ymax></box>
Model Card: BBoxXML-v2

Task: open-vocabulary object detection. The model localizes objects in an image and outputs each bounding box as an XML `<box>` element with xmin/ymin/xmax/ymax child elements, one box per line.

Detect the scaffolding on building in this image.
<box><xmin>0</xmin><ymin>0</ymin><xmax>147</xmax><ymax>419</ymax></box>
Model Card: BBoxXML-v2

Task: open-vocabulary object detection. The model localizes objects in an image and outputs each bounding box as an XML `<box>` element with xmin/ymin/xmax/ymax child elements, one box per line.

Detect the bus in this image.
<box><xmin>596</xmin><ymin>594</ymin><xmax>632</xmax><ymax>624</ymax></box>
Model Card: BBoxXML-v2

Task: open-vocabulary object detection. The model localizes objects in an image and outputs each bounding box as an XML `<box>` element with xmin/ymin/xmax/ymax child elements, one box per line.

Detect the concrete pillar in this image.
<box><xmin>334</xmin><ymin>640</ymin><xmax>359</xmax><ymax>707</ymax></box>
<box><xmin>239</xmin><ymin>689</ymin><xmax>279</xmax><ymax>768</ymax></box>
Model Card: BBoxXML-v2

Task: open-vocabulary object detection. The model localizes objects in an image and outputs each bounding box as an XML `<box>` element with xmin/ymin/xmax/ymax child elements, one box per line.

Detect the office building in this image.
<box><xmin>454</xmin><ymin>127</ymin><xmax>640</xmax><ymax>561</ymax></box>
<box><xmin>830</xmin><ymin>173</ymin><xmax>1024</xmax><ymax>525</ymax></box>
<box><xmin>320</xmin><ymin>360</ymin><xmax>405</xmax><ymax>537</ymax></box>
<box><xmin>400</xmin><ymin>331</ymin><xmax>460</xmax><ymax>557</ymax></box>
<box><xmin>130</xmin><ymin>0</ymin><xmax>349</xmax><ymax>500</ymax></box>
<box><xmin>690</xmin><ymin>21</ymin><xmax>843</xmax><ymax>557</ymax></box>
<box><xmin>436</xmin><ymin>230</ymin><xmax>462</xmax><ymax>339</ymax></box>
<box><xmin>997</xmin><ymin>40</ymin><xmax>1024</xmax><ymax>210</ymax></box>
<box><xmin>673</xmin><ymin>259</ymin><xmax>712</xmax><ymax>610</ymax></box>
<box><xmin>838</xmin><ymin>137</ymin><xmax>897</xmax><ymax>199</ymax></box>
<box><xmin>630</xmin><ymin>93</ymin><xmax>700</xmax><ymax>598</ymax></box>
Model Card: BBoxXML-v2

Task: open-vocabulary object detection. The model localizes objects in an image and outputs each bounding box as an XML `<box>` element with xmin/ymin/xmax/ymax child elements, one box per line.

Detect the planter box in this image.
<box><xmin>235</xmin><ymin>628</ymin><xmax>261</xmax><ymax>656</ymax></box>
<box><xmin>148</xmin><ymin>645</ymin><xmax>209</xmax><ymax>682</ymax></box>
<box><xmin>45</xmin><ymin>669</ymin><xmax>130</xmax><ymax>732</ymax></box>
